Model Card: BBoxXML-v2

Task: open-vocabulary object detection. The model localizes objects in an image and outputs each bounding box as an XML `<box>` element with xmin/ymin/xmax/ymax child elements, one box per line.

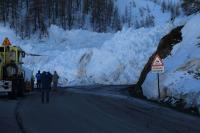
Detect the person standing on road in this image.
<box><xmin>52</xmin><ymin>71</ymin><xmax>59</xmax><ymax>91</ymax></box>
<box><xmin>36</xmin><ymin>70</ymin><xmax>41</xmax><ymax>90</ymax></box>
<box><xmin>31</xmin><ymin>74</ymin><xmax>35</xmax><ymax>91</ymax></box>
<box><xmin>47</xmin><ymin>72</ymin><xmax>53</xmax><ymax>90</ymax></box>
<box><xmin>41</xmin><ymin>71</ymin><xmax>52</xmax><ymax>103</ymax></box>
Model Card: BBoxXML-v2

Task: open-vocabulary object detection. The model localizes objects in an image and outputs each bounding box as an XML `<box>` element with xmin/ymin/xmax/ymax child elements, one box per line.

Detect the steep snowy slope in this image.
<box><xmin>143</xmin><ymin>14</ymin><xmax>200</xmax><ymax>111</ymax></box>
<box><xmin>116</xmin><ymin>0</ymin><xmax>182</xmax><ymax>27</ymax></box>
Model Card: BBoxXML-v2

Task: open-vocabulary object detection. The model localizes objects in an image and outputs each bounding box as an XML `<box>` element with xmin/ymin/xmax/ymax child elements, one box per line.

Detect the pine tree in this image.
<box><xmin>59</xmin><ymin>0</ymin><xmax>66</xmax><ymax>29</ymax></box>
<box><xmin>112</xmin><ymin>7</ymin><xmax>121</xmax><ymax>31</ymax></box>
<box><xmin>182</xmin><ymin>0</ymin><xmax>200</xmax><ymax>15</ymax></box>
<box><xmin>66</xmin><ymin>0</ymin><xmax>73</xmax><ymax>30</ymax></box>
<box><xmin>0</xmin><ymin>0</ymin><xmax>123</xmax><ymax>37</ymax></box>
<box><xmin>83</xmin><ymin>0</ymin><xmax>91</xmax><ymax>14</ymax></box>
<box><xmin>0</xmin><ymin>0</ymin><xmax>7</xmax><ymax>26</ymax></box>
<box><xmin>10</xmin><ymin>0</ymin><xmax>19</xmax><ymax>29</ymax></box>
<box><xmin>161</xmin><ymin>1</ymin><xmax>166</xmax><ymax>13</ymax></box>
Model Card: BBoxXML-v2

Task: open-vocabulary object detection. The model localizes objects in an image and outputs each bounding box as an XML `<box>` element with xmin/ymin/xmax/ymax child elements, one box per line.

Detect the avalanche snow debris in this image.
<box><xmin>143</xmin><ymin>14</ymin><xmax>200</xmax><ymax>112</ymax></box>
<box><xmin>0</xmin><ymin>23</ymin><xmax>173</xmax><ymax>86</ymax></box>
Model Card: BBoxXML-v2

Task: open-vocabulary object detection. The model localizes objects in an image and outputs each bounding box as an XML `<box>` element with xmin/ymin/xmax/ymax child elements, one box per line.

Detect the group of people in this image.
<box><xmin>35</xmin><ymin>70</ymin><xmax>59</xmax><ymax>103</ymax></box>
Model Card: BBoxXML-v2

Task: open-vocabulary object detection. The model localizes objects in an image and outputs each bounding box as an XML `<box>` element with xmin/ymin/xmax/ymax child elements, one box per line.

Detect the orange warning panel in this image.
<box><xmin>2</xmin><ymin>38</ymin><xmax>12</xmax><ymax>46</ymax></box>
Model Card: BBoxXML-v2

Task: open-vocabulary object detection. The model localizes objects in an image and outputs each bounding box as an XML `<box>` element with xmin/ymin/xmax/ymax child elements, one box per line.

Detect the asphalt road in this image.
<box><xmin>0</xmin><ymin>99</ymin><xmax>21</xmax><ymax>133</ymax></box>
<box><xmin>16</xmin><ymin>89</ymin><xmax>200</xmax><ymax>133</ymax></box>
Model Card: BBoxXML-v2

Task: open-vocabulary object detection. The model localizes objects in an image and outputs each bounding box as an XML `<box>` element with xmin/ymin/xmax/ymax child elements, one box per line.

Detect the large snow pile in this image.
<box><xmin>0</xmin><ymin>24</ymin><xmax>172</xmax><ymax>86</ymax></box>
<box><xmin>143</xmin><ymin>14</ymin><xmax>200</xmax><ymax>110</ymax></box>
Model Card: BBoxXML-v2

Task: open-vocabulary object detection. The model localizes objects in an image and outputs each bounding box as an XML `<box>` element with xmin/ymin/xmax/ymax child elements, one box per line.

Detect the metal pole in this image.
<box><xmin>157</xmin><ymin>73</ymin><xmax>160</xmax><ymax>99</ymax></box>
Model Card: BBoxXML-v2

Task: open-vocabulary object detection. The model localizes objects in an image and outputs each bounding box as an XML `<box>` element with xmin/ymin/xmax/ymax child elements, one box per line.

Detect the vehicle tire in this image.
<box><xmin>17</xmin><ymin>77</ymin><xmax>25</xmax><ymax>97</ymax></box>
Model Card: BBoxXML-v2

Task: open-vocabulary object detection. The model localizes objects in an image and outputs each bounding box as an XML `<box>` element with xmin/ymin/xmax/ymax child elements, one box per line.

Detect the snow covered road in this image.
<box><xmin>16</xmin><ymin>88</ymin><xmax>200</xmax><ymax>133</ymax></box>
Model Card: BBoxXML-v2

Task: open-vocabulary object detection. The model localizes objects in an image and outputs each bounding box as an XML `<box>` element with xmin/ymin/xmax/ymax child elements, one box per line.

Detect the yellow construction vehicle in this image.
<box><xmin>0</xmin><ymin>38</ymin><xmax>26</xmax><ymax>97</ymax></box>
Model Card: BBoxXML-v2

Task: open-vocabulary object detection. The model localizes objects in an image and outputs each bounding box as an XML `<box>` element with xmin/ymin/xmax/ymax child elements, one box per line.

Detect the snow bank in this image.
<box><xmin>143</xmin><ymin>14</ymin><xmax>200</xmax><ymax>110</ymax></box>
<box><xmin>0</xmin><ymin>23</ymin><xmax>172</xmax><ymax>86</ymax></box>
<box><xmin>34</xmin><ymin>25</ymin><xmax>172</xmax><ymax>85</ymax></box>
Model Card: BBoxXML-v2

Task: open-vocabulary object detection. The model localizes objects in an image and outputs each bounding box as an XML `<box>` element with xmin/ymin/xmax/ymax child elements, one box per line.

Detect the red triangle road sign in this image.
<box><xmin>152</xmin><ymin>55</ymin><xmax>164</xmax><ymax>67</ymax></box>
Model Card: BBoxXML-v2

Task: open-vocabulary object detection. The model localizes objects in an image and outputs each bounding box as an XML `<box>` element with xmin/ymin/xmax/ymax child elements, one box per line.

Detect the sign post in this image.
<box><xmin>157</xmin><ymin>73</ymin><xmax>160</xmax><ymax>98</ymax></box>
<box><xmin>151</xmin><ymin>55</ymin><xmax>164</xmax><ymax>99</ymax></box>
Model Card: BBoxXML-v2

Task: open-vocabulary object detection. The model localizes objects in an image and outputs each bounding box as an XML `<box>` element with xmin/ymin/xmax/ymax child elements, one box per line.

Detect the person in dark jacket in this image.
<box><xmin>52</xmin><ymin>71</ymin><xmax>59</xmax><ymax>91</ymax></box>
<box><xmin>41</xmin><ymin>71</ymin><xmax>52</xmax><ymax>103</ymax></box>
<box><xmin>31</xmin><ymin>74</ymin><xmax>35</xmax><ymax>91</ymax></box>
<box><xmin>47</xmin><ymin>72</ymin><xmax>53</xmax><ymax>90</ymax></box>
<box><xmin>36</xmin><ymin>70</ymin><xmax>41</xmax><ymax>90</ymax></box>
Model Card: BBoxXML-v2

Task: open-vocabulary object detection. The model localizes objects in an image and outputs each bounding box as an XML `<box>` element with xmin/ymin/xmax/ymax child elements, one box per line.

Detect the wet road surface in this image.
<box><xmin>16</xmin><ymin>89</ymin><xmax>200</xmax><ymax>133</ymax></box>
<box><xmin>0</xmin><ymin>99</ymin><xmax>21</xmax><ymax>133</ymax></box>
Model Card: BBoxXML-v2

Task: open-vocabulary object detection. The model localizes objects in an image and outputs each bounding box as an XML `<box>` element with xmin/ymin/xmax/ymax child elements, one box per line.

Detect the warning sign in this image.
<box><xmin>2</xmin><ymin>37</ymin><xmax>11</xmax><ymax>46</ymax></box>
<box><xmin>151</xmin><ymin>55</ymin><xmax>164</xmax><ymax>73</ymax></box>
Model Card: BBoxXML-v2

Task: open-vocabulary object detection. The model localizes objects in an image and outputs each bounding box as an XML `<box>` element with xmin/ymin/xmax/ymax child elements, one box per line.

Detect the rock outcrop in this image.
<box><xmin>129</xmin><ymin>25</ymin><xmax>184</xmax><ymax>97</ymax></box>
